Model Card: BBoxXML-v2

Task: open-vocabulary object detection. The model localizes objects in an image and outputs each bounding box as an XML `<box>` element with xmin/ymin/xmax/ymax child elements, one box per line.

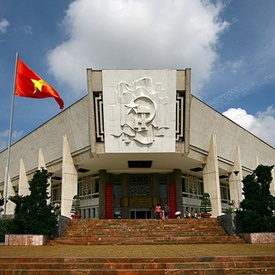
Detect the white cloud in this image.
<box><xmin>47</xmin><ymin>0</ymin><xmax>228</xmax><ymax>97</ymax></box>
<box><xmin>0</xmin><ymin>130</ymin><xmax>9</xmax><ymax>152</ymax></box>
<box><xmin>0</xmin><ymin>130</ymin><xmax>24</xmax><ymax>152</ymax></box>
<box><xmin>223</xmin><ymin>107</ymin><xmax>275</xmax><ymax>147</ymax></box>
<box><xmin>20</xmin><ymin>25</ymin><xmax>32</xmax><ymax>35</ymax></box>
<box><xmin>225</xmin><ymin>59</ymin><xmax>244</xmax><ymax>75</ymax></box>
<box><xmin>0</xmin><ymin>19</ymin><xmax>9</xmax><ymax>33</ymax></box>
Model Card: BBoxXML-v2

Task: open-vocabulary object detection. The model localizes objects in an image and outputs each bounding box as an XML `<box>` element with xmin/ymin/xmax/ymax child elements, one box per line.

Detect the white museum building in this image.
<box><xmin>0</xmin><ymin>69</ymin><xmax>275</xmax><ymax>219</ymax></box>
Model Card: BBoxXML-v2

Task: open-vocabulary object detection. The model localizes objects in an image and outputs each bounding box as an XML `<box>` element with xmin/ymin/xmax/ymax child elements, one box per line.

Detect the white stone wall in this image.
<box><xmin>0</xmin><ymin>96</ymin><xmax>89</xmax><ymax>184</ymax></box>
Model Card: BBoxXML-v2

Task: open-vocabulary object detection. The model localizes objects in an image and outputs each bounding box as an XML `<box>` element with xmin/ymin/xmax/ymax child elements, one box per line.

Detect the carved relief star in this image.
<box><xmin>125</xmin><ymin>101</ymin><xmax>139</xmax><ymax>115</ymax></box>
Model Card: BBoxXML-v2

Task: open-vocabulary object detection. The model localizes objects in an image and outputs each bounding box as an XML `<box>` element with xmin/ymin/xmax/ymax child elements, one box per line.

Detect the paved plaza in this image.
<box><xmin>0</xmin><ymin>243</ymin><xmax>275</xmax><ymax>258</ymax></box>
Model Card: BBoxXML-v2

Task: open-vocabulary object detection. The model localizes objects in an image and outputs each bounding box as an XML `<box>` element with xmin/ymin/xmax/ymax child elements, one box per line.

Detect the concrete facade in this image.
<box><xmin>0</xmin><ymin>69</ymin><xmax>274</xmax><ymax>219</ymax></box>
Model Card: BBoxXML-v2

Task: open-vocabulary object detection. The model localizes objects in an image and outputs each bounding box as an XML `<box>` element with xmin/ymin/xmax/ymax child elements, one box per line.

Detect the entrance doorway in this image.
<box><xmin>130</xmin><ymin>208</ymin><xmax>152</xmax><ymax>219</ymax></box>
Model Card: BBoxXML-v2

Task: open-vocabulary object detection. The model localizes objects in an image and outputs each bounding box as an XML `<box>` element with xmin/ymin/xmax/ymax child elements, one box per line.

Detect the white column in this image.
<box><xmin>270</xmin><ymin>167</ymin><xmax>275</xmax><ymax>197</ymax></box>
<box><xmin>231</xmin><ymin>147</ymin><xmax>243</xmax><ymax>207</ymax></box>
<box><xmin>38</xmin><ymin>148</ymin><xmax>51</xmax><ymax>204</ymax></box>
<box><xmin>38</xmin><ymin>148</ymin><xmax>46</xmax><ymax>169</ymax></box>
<box><xmin>3</xmin><ymin>168</ymin><xmax>15</xmax><ymax>216</ymax></box>
<box><xmin>254</xmin><ymin>156</ymin><xmax>259</xmax><ymax>169</ymax></box>
<box><xmin>19</xmin><ymin>158</ymin><xmax>29</xmax><ymax>196</ymax></box>
<box><xmin>203</xmin><ymin>134</ymin><xmax>221</xmax><ymax>217</ymax></box>
<box><xmin>61</xmin><ymin>135</ymin><xmax>78</xmax><ymax>218</ymax></box>
<box><xmin>228</xmin><ymin>172</ymin><xmax>237</xmax><ymax>210</ymax></box>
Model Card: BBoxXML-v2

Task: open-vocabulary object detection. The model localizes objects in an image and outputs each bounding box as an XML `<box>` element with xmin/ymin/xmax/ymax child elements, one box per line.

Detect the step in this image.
<box><xmin>63</xmin><ymin>219</ymin><xmax>228</xmax><ymax>232</ymax></box>
<box><xmin>0</xmin><ymin>256</ymin><xmax>274</xmax><ymax>274</ymax></box>
<box><xmin>63</xmin><ymin>230</ymin><xmax>228</xmax><ymax>237</ymax></box>
<box><xmin>50</xmin><ymin>236</ymin><xmax>245</xmax><ymax>245</ymax></box>
<box><xmin>50</xmin><ymin>218</ymin><xmax>245</xmax><ymax>245</ymax></box>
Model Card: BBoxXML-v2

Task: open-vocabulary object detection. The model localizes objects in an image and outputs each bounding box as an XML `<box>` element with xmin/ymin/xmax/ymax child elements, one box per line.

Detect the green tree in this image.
<box><xmin>200</xmin><ymin>192</ymin><xmax>212</xmax><ymax>213</ymax></box>
<box><xmin>9</xmin><ymin>168</ymin><xmax>57</xmax><ymax>236</ymax></box>
<box><xmin>71</xmin><ymin>195</ymin><xmax>81</xmax><ymax>214</ymax></box>
<box><xmin>236</xmin><ymin>165</ymin><xmax>275</xmax><ymax>233</ymax></box>
<box><xmin>0</xmin><ymin>197</ymin><xmax>4</xmax><ymax>212</ymax></box>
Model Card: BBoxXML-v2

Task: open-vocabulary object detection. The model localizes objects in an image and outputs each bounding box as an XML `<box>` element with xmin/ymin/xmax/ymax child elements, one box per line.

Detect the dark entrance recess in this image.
<box><xmin>130</xmin><ymin>209</ymin><xmax>152</xmax><ymax>219</ymax></box>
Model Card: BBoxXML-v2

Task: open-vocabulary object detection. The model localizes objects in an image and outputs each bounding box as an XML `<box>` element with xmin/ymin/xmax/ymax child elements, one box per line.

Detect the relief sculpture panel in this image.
<box><xmin>103</xmin><ymin>70</ymin><xmax>176</xmax><ymax>152</ymax></box>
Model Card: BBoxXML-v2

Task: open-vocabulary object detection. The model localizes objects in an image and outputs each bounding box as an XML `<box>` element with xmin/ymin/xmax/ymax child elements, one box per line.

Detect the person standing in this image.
<box><xmin>164</xmin><ymin>203</ymin><xmax>170</xmax><ymax>219</ymax></box>
<box><xmin>155</xmin><ymin>203</ymin><xmax>162</xmax><ymax>219</ymax></box>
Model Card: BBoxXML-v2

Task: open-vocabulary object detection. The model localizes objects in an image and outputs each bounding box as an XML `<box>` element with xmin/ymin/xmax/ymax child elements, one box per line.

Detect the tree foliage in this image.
<box><xmin>0</xmin><ymin>219</ymin><xmax>13</xmax><ymax>242</ymax></box>
<box><xmin>9</xmin><ymin>168</ymin><xmax>57</xmax><ymax>236</ymax></box>
<box><xmin>0</xmin><ymin>197</ymin><xmax>4</xmax><ymax>213</ymax></box>
<box><xmin>236</xmin><ymin>165</ymin><xmax>275</xmax><ymax>233</ymax></box>
<box><xmin>200</xmin><ymin>192</ymin><xmax>212</xmax><ymax>213</ymax></box>
<box><xmin>71</xmin><ymin>195</ymin><xmax>81</xmax><ymax>214</ymax></box>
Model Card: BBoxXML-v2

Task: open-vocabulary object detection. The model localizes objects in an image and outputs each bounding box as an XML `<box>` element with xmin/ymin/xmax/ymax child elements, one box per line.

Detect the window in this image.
<box><xmin>51</xmin><ymin>184</ymin><xmax>61</xmax><ymax>204</ymax></box>
<box><xmin>182</xmin><ymin>175</ymin><xmax>203</xmax><ymax>199</ymax></box>
<box><xmin>79</xmin><ymin>175</ymin><xmax>99</xmax><ymax>200</ymax></box>
<box><xmin>129</xmin><ymin>175</ymin><xmax>151</xmax><ymax>197</ymax></box>
<box><xmin>113</xmin><ymin>183</ymin><xmax>122</xmax><ymax>199</ymax></box>
<box><xmin>220</xmin><ymin>183</ymin><xmax>230</xmax><ymax>204</ymax></box>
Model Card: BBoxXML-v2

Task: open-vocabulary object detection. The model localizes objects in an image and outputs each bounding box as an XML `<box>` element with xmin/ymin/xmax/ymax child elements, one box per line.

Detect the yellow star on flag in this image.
<box><xmin>31</xmin><ymin>79</ymin><xmax>46</xmax><ymax>94</ymax></box>
<box><xmin>15</xmin><ymin>58</ymin><xmax>64</xmax><ymax>109</ymax></box>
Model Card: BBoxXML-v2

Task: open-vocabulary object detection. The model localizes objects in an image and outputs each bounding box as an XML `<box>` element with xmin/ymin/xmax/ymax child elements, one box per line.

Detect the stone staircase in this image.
<box><xmin>3</xmin><ymin>219</ymin><xmax>274</xmax><ymax>274</ymax></box>
<box><xmin>0</xmin><ymin>256</ymin><xmax>274</xmax><ymax>274</ymax></box>
<box><xmin>50</xmin><ymin>218</ymin><xmax>245</xmax><ymax>245</ymax></box>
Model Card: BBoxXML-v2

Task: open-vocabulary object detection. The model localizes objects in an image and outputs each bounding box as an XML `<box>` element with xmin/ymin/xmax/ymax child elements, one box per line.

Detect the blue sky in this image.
<box><xmin>1</xmin><ymin>0</ymin><xmax>275</xmax><ymax>152</ymax></box>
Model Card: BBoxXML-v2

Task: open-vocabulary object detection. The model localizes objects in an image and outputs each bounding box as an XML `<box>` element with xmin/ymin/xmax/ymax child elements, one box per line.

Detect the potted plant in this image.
<box><xmin>70</xmin><ymin>195</ymin><xmax>82</xmax><ymax>219</ymax></box>
<box><xmin>200</xmin><ymin>192</ymin><xmax>212</xmax><ymax>218</ymax></box>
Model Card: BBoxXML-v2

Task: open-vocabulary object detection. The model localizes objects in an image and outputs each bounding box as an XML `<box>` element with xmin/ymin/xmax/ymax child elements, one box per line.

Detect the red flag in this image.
<box><xmin>14</xmin><ymin>58</ymin><xmax>64</xmax><ymax>109</ymax></box>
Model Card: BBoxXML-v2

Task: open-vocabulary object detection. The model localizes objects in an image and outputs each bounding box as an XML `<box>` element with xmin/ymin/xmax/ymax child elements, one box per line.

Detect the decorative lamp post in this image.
<box><xmin>233</xmin><ymin>170</ymin><xmax>240</xmax><ymax>208</ymax></box>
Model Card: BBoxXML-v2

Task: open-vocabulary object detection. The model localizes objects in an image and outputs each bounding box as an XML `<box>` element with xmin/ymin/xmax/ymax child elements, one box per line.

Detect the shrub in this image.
<box><xmin>71</xmin><ymin>195</ymin><xmax>81</xmax><ymax>214</ymax></box>
<box><xmin>200</xmin><ymin>192</ymin><xmax>212</xmax><ymax>213</ymax></box>
<box><xmin>0</xmin><ymin>219</ymin><xmax>14</xmax><ymax>242</ymax></box>
<box><xmin>9</xmin><ymin>168</ymin><xmax>57</xmax><ymax>237</ymax></box>
<box><xmin>236</xmin><ymin>165</ymin><xmax>275</xmax><ymax>233</ymax></box>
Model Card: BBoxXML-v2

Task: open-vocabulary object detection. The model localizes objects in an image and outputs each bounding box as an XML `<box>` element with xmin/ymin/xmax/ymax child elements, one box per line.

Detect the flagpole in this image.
<box><xmin>3</xmin><ymin>52</ymin><xmax>19</xmax><ymax>216</ymax></box>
